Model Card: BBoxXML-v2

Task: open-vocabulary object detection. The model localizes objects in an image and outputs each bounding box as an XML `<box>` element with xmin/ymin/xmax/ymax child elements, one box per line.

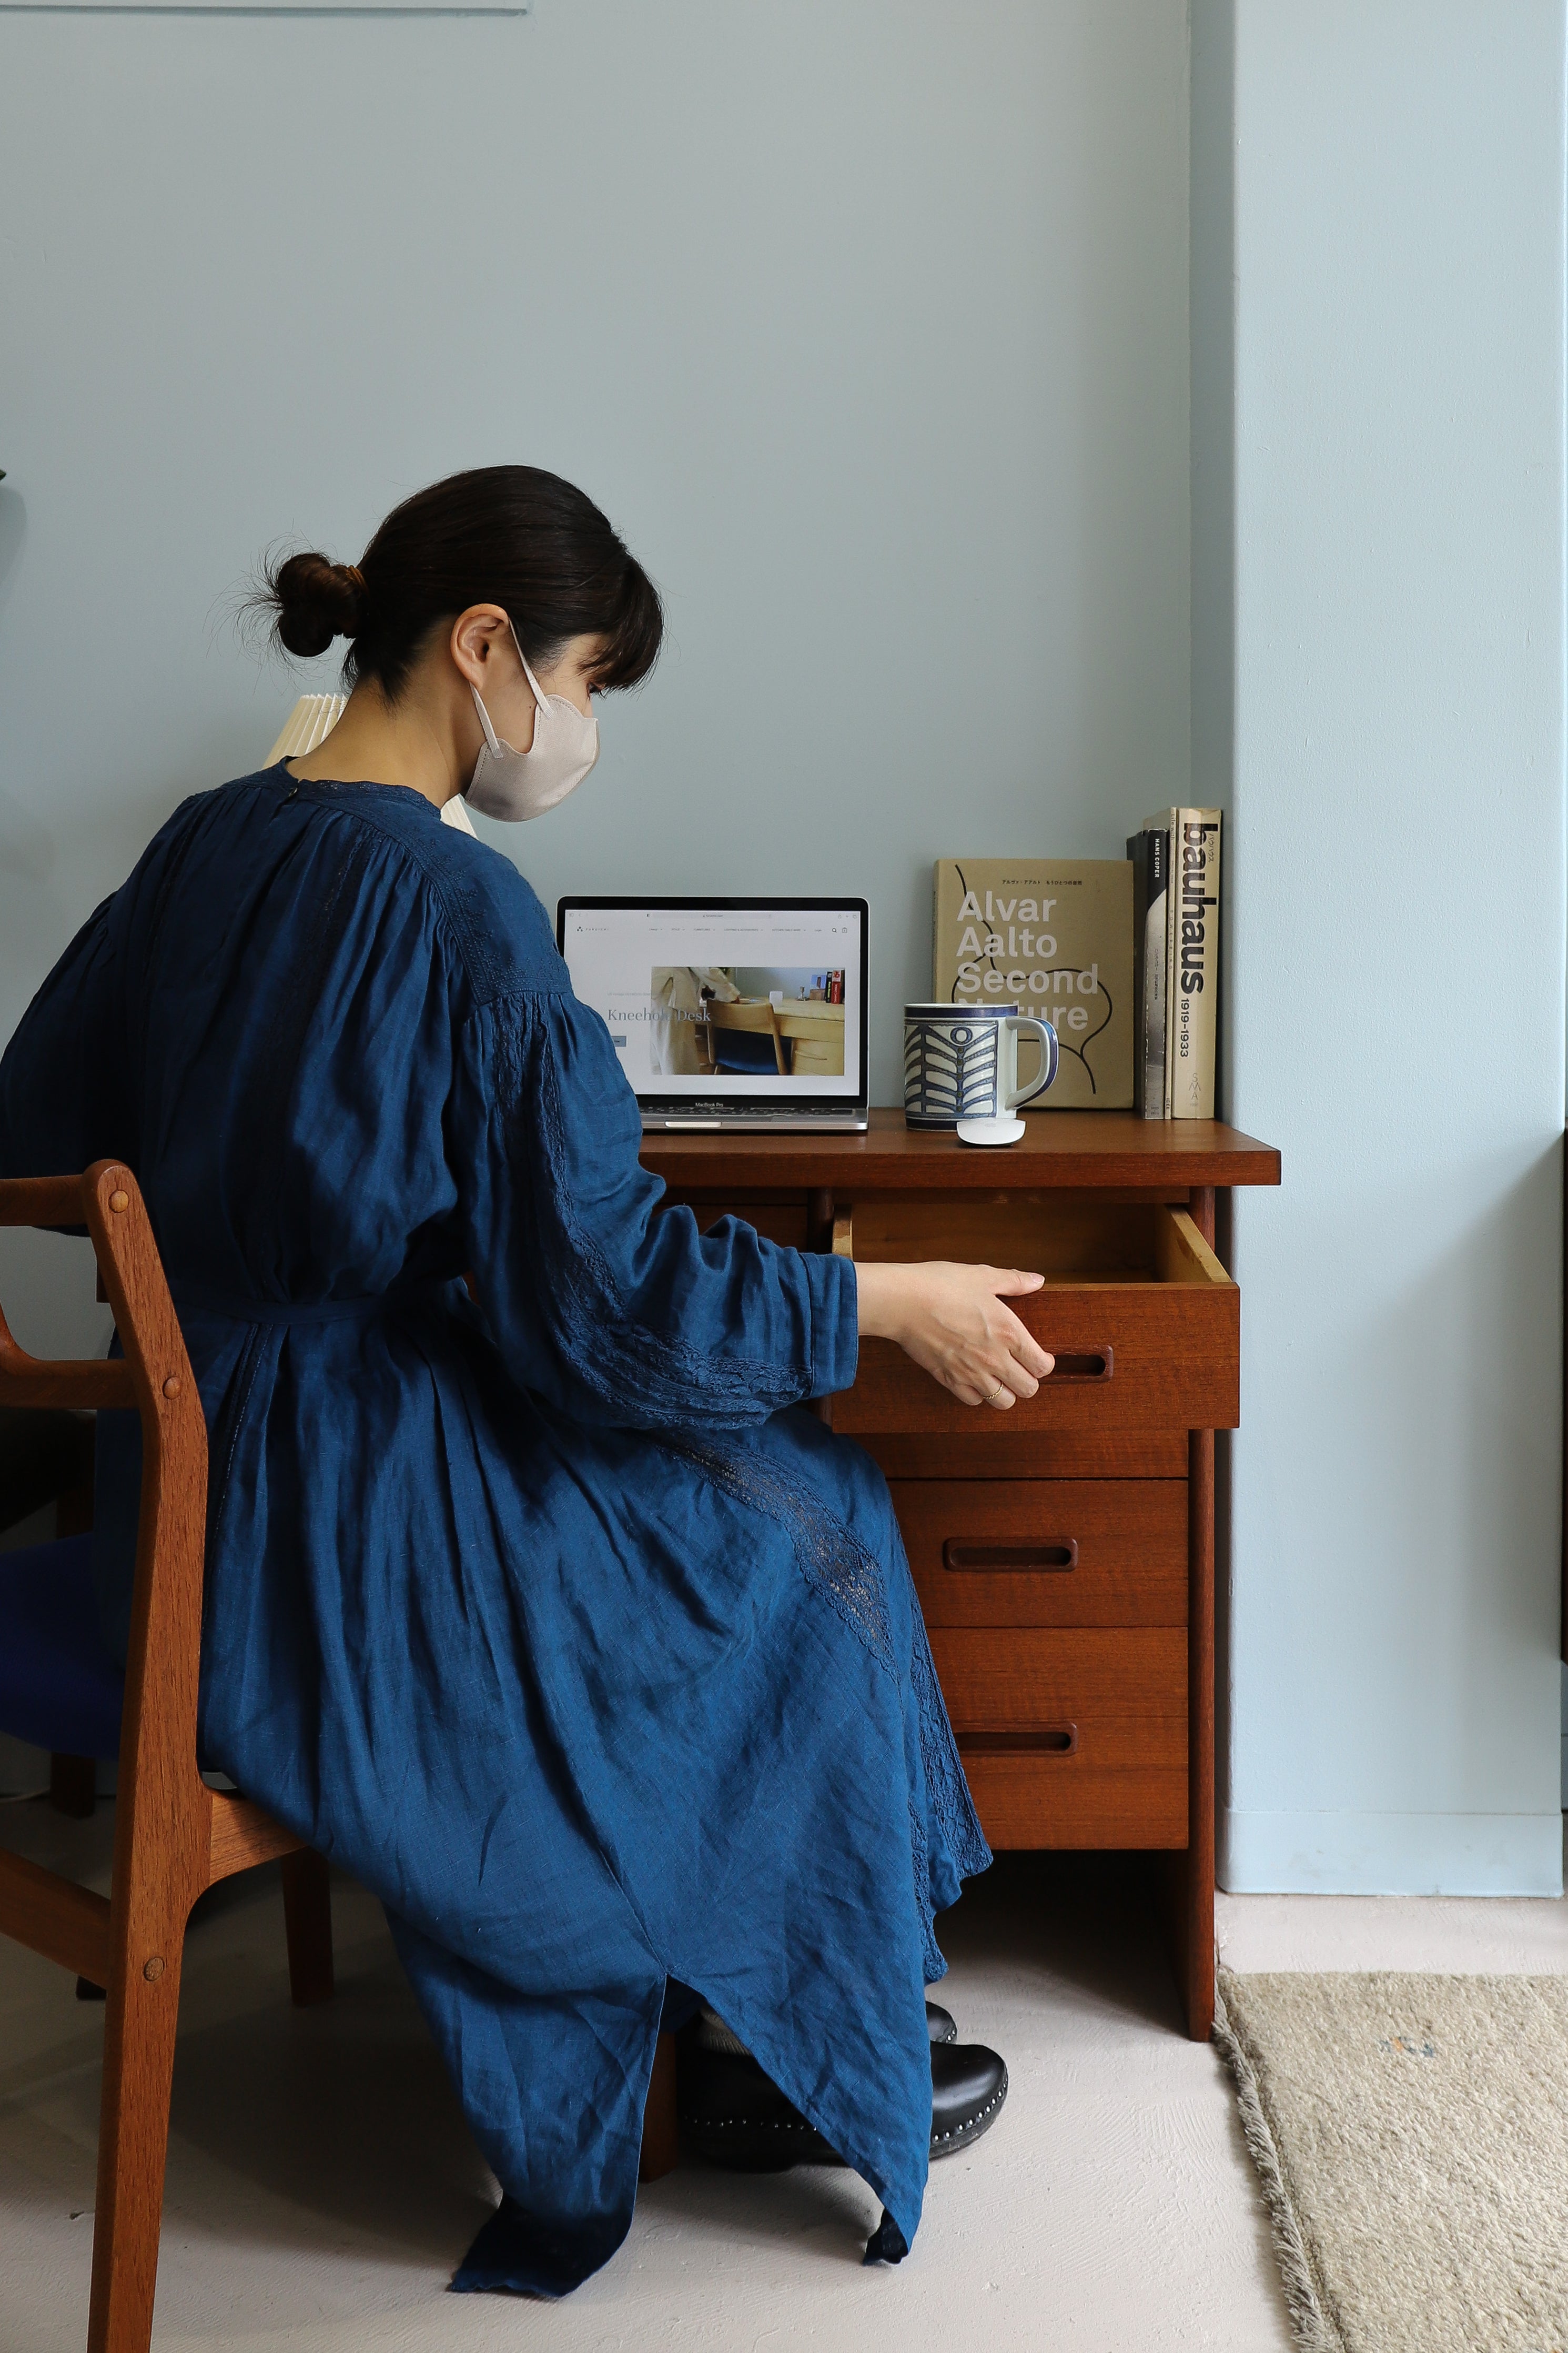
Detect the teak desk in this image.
<box><xmin>642</xmin><ymin>1109</ymin><xmax>1281</xmax><ymax>2040</ymax></box>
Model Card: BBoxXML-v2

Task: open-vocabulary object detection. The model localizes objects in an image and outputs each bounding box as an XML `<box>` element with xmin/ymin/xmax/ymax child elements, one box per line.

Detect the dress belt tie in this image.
<box><xmin>167</xmin><ymin>1277</ymin><xmax>454</xmax><ymax>1328</ymax></box>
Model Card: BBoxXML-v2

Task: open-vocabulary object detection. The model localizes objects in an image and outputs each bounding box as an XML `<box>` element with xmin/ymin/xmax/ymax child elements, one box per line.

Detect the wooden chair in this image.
<box><xmin>0</xmin><ymin>1163</ymin><xmax>335</xmax><ymax>2351</ymax></box>
<box><xmin>0</xmin><ymin>1160</ymin><xmax>677</xmax><ymax>2353</ymax></box>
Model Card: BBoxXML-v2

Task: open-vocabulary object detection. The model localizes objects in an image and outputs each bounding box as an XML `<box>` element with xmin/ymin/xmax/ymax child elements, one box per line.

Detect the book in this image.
<box><xmin>1126</xmin><ymin>828</ymin><xmax>1169</xmax><ymax>1118</ymax></box>
<box><xmin>1140</xmin><ymin>808</ymin><xmax>1221</xmax><ymax>1118</ymax></box>
<box><xmin>931</xmin><ymin>858</ymin><xmax>1134</xmax><ymax>1110</ymax></box>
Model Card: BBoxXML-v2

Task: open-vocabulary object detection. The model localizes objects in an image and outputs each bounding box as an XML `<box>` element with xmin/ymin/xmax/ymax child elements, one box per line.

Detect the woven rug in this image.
<box><xmin>1216</xmin><ymin>1969</ymin><xmax>1568</xmax><ymax>2353</ymax></box>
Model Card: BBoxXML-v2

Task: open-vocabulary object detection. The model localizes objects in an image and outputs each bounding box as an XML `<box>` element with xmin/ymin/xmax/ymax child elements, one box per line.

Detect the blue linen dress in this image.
<box><xmin>0</xmin><ymin>768</ymin><xmax>989</xmax><ymax>2292</ymax></box>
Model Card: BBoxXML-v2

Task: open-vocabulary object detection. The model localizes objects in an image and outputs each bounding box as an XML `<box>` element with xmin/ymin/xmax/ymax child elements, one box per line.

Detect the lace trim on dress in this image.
<box><xmin>661</xmin><ymin>1434</ymin><xmax>894</xmax><ymax>1670</ymax></box>
<box><xmin>662</xmin><ymin>1435</ymin><xmax>987</xmax><ymax>1982</ymax></box>
<box><xmin>907</xmin><ymin>1597</ymin><xmax>993</xmax><ymax>1897</ymax></box>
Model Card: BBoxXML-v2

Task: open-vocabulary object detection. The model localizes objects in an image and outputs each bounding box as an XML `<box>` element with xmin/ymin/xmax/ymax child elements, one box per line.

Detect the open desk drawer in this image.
<box><xmin>832</xmin><ymin>1196</ymin><xmax>1237</xmax><ymax>1436</ymax></box>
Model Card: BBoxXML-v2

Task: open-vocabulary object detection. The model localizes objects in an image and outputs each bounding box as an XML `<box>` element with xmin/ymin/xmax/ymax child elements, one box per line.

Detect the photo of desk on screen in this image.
<box><xmin>559</xmin><ymin>899</ymin><xmax>869</xmax><ymax>1131</ymax></box>
<box><xmin>649</xmin><ymin>968</ymin><xmax>846</xmax><ymax>1078</ymax></box>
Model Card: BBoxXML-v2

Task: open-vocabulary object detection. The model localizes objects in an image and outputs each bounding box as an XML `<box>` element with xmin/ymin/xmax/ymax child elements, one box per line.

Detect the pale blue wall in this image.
<box><xmin>4</xmin><ymin>3</ymin><xmax>1564</xmax><ymax>1894</ymax></box>
<box><xmin>0</xmin><ymin>0</ymin><xmax>1190</xmax><ymax>1353</ymax></box>
<box><xmin>1201</xmin><ymin>0</ymin><xmax>1567</xmax><ymax>1893</ymax></box>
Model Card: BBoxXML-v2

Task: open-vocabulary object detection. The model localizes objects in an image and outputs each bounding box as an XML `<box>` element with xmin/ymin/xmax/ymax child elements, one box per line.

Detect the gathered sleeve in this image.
<box><xmin>451</xmin><ymin>985</ymin><xmax>859</xmax><ymax>1431</ymax></box>
<box><xmin>0</xmin><ymin>896</ymin><xmax>132</xmax><ymax>1186</ymax></box>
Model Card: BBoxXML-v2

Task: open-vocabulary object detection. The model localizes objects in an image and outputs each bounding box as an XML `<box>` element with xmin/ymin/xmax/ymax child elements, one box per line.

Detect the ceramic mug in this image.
<box><xmin>903</xmin><ymin>1002</ymin><xmax>1059</xmax><ymax>1130</ymax></box>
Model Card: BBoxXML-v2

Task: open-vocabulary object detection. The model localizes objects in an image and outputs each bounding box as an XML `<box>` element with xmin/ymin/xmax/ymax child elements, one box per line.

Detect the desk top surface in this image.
<box><xmin>641</xmin><ymin>1108</ymin><xmax>1281</xmax><ymax>1191</ymax></box>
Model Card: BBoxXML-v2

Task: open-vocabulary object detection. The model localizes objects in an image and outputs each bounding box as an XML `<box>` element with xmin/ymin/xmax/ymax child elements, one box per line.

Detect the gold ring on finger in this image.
<box><xmin>987</xmin><ymin>1381</ymin><xmax>1008</xmax><ymax>1405</ymax></box>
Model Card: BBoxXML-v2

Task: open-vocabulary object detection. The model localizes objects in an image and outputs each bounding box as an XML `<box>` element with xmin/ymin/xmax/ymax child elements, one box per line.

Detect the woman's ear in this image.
<box><xmin>449</xmin><ymin>605</ymin><xmax>512</xmax><ymax>691</ymax></box>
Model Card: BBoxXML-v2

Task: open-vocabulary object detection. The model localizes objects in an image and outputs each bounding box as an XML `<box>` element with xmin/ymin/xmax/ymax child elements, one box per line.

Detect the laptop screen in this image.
<box><xmin>558</xmin><ymin>898</ymin><xmax>868</xmax><ymax>1109</ymax></box>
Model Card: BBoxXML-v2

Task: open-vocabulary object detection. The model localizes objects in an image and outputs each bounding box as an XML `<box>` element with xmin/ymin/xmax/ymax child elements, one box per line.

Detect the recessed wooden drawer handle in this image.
<box><xmin>961</xmin><ymin>1726</ymin><xmax>1079</xmax><ymax>1757</ymax></box>
<box><xmin>942</xmin><ymin>1540</ymin><xmax>1078</xmax><ymax>1573</ymax></box>
<box><xmin>1041</xmin><ymin>1348</ymin><xmax>1113</xmax><ymax>1382</ymax></box>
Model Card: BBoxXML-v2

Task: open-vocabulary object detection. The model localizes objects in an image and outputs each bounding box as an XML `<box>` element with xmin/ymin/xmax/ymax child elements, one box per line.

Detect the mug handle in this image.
<box><xmin>1005</xmin><ymin>1016</ymin><xmax>1058</xmax><ymax>1109</ymax></box>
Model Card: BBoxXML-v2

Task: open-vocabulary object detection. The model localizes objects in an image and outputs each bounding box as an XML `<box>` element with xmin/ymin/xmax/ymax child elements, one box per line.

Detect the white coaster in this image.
<box><xmin>956</xmin><ymin>1117</ymin><xmax>1026</xmax><ymax>1147</ymax></box>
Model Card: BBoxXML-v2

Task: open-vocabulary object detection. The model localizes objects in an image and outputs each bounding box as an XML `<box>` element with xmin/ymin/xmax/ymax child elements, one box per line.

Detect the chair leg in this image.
<box><xmin>280</xmin><ymin>1849</ymin><xmax>334</xmax><ymax>2007</ymax></box>
<box><xmin>639</xmin><ymin>2032</ymin><xmax>680</xmax><ymax>2183</ymax></box>
<box><xmin>49</xmin><ymin>1753</ymin><xmax>96</xmax><ymax>1818</ymax></box>
<box><xmin>87</xmin><ymin>1928</ymin><xmax>184</xmax><ymax>2353</ymax></box>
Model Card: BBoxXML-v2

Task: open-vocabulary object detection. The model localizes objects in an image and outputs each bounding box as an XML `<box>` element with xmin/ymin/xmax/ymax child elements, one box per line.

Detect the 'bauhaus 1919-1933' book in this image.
<box><xmin>1136</xmin><ymin>808</ymin><xmax>1221</xmax><ymax>1119</ymax></box>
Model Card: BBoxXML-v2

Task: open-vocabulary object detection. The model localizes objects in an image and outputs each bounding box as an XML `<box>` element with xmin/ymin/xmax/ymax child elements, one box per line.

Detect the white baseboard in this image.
<box><xmin>1218</xmin><ymin>1807</ymin><xmax>1565</xmax><ymax>1897</ymax></box>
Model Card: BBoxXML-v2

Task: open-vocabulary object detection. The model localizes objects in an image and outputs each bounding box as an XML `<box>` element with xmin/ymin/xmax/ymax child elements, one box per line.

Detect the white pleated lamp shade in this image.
<box><xmin>265</xmin><ymin>693</ymin><xmax>347</xmax><ymax>765</ymax></box>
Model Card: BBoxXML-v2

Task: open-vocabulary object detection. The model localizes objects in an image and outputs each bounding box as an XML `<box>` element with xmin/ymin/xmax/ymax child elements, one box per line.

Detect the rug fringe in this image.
<box><xmin>1212</xmin><ymin>1976</ymin><xmax>1347</xmax><ymax>2353</ymax></box>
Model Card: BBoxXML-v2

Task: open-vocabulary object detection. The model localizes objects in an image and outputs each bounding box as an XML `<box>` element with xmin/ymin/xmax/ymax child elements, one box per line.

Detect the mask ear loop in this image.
<box><xmin>470</xmin><ymin>683</ymin><xmax>504</xmax><ymax>754</ymax></box>
<box><xmin>468</xmin><ymin>617</ymin><xmax>545</xmax><ymax>758</ymax></box>
<box><xmin>508</xmin><ymin>621</ymin><xmax>549</xmax><ymax>715</ymax></box>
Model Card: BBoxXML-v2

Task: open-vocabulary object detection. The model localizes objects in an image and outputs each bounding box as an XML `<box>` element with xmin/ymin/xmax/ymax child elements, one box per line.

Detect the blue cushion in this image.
<box><xmin>0</xmin><ymin>1534</ymin><xmax>124</xmax><ymax>1759</ymax></box>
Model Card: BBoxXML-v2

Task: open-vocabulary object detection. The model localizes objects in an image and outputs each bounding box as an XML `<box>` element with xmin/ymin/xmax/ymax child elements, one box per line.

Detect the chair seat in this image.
<box><xmin>0</xmin><ymin>1534</ymin><xmax>123</xmax><ymax>1760</ymax></box>
<box><xmin>713</xmin><ymin>1028</ymin><xmax>793</xmax><ymax>1073</ymax></box>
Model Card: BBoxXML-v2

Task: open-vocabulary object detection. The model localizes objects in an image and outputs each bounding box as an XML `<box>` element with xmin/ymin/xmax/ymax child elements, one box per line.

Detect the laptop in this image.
<box><xmin>558</xmin><ymin>896</ymin><xmax>870</xmax><ymax>1131</ymax></box>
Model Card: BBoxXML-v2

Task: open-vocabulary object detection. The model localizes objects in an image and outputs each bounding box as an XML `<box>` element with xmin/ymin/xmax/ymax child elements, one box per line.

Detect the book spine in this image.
<box><xmin>1126</xmin><ymin>830</ymin><xmax>1168</xmax><ymax>1118</ymax></box>
<box><xmin>1199</xmin><ymin>812</ymin><xmax>1221</xmax><ymax>1114</ymax></box>
<box><xmin>1126</xmin><ymin>833</ymin><xmax>1149</xmax><ymax>1113</ymax></box>
<box><xmin>1172</xmin><ymin>810</ymin><xmax>1221</xmax><ymax>1118</ymax></box>
<box><xmin>1148</xmin><ymin>828</ymin><xmax>1168</xmax><ymax>1121</ymax></box>
<box><xmin>1162</xmin><ymin>812</ymin><xmax>1178</xmax><ymax>1118</ymax></box>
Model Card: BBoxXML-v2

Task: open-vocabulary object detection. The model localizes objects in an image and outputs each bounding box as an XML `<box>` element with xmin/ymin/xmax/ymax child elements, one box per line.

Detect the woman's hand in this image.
<box><xmin>853</xmin><ymin>1261</ymin><xmax>1054</xmax><ymax>1409</ymax></box>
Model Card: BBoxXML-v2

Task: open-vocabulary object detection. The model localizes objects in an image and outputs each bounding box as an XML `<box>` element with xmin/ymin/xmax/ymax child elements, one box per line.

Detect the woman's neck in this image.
<box><xmin>285</xmin><ymin>679</ymin><xmax>466</xmax><ymax>810</ymax></box>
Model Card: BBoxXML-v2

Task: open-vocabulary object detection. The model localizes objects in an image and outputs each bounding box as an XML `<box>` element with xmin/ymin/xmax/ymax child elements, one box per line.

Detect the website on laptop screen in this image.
<box><xmin>561</xmin><ymin>901</ymin><xmax>865</xmax><ymax>1100</ymax></box>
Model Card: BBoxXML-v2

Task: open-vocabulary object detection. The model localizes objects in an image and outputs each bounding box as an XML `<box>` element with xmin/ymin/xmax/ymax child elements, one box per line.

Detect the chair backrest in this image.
<box><xmin>0</xmin><ymin>1164</ymin><xmax>209</xmax><ymax>1887</ymax></box>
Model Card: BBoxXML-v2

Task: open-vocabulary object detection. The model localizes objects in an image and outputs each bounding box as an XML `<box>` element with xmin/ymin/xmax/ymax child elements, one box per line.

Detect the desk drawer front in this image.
<box><xmin>894</xmin><ymin>1479</ymin><xmax>1187</xmax><ymax>1627</ymax></box>
<box><xmin>934</xmin><ymin>1627</ymin><xmax>1188</xmax><ymax>1849</ymax></box>
<box><xmin>865</xmin><ymin>1431</ymin><xmax>1191</xmax><ymax>1480</ymax></box>
<box><xmin>958</xmin><ymin>1747</ymin><xmax>1189</xmax><ymax>1849</ymax></box>
<box><xmin>834</xmin><ymin>1200</ymin><xmax>1237</xmax><ymax>1436</ymax></box>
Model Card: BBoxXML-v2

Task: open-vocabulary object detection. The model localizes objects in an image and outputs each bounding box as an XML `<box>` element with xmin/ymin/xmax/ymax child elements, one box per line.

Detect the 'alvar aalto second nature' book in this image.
<box><xmin>931</xmin><ymin>858</ymin><xmax>1134</xmax><ymax>1109</ymax></box>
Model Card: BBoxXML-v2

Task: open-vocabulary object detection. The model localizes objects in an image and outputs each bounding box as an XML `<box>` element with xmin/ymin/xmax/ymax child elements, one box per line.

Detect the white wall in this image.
<box><xmin>0</xmin><ymin>0</ymin><xmax>1190</xmax><ymax>1352</ymax></box>
<box><xmin>1202</xmin><ymin>0</ymin><xmax>1567</xmax><ymax>1892</ymax></box>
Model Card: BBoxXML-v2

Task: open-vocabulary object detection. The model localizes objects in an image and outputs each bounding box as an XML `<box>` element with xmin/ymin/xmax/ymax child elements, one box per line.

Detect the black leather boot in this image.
<box><xmin>677</xmin><ymin>2016</ymin><xmax>1007</xmax><ymax>2171</ymax></box>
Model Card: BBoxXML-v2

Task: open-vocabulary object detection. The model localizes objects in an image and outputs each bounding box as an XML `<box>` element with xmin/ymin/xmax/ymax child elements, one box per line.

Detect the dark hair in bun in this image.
<box><xmin>255</xmin><ymin>465</ymin><xmax>662</xmax><ymax>700</ymax></box>
<box><xmin>268</xmin><ymin>552</ymin><xmax>368</xmax><ymax>658</ymax></box>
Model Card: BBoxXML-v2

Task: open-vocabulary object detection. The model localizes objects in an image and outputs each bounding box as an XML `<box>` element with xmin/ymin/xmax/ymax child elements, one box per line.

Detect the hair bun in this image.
<box><xmin>270</xmin><ymin>551</ymin><xmax>368</xmax><ymax>659</ymax></box>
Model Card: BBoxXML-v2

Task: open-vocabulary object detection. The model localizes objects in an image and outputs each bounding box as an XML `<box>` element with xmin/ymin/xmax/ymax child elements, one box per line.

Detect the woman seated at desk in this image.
<box><xmin>0</xmin><ymin>467</ymin><xmax>1054</xmax><ymax>2297</ymax></box>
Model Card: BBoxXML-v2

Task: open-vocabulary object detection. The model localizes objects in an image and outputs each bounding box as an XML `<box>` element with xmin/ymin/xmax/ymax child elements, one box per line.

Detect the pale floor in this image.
<box><xmin>2</xmin><ymin>1799</ymin><xmax>1564</xmax><ymax>2353</ymax></box>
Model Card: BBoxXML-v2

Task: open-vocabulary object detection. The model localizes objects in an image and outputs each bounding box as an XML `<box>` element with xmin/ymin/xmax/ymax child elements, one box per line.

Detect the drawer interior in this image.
<box><xmin>660</xmin><ymin>1194</ymin><xmax>812</xmax><ymax>1250</ymax></box>
<box><xmin>845</xmin><ymin>1194</ymin><xmax>1229</xmax><ymax>1289</ymax></box>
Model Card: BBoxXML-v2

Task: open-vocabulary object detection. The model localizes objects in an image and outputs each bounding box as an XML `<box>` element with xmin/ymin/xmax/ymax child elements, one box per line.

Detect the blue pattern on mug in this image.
<box><xmin>903</xmin><ymin>1002</ymin><xmax>1058</xmax><ymax>1129</ymax></box>
<box><xmin>904</xmin><ymin>1018</ymin><xmax>1000</xmax><ymax>1124</ymax></box>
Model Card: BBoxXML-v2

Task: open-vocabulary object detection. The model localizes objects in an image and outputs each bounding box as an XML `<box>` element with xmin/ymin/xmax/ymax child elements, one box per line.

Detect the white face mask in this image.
<box><xmin>466</xmin><ymin>624</ymin><xmax>599</xmax><ymax>822</ymax></box>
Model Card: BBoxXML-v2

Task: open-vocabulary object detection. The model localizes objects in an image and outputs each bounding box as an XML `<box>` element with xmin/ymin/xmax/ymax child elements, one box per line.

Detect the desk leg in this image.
<box><xmin>1175</xmin><ymin>1183</ymin><xmax>1217</xmax><ymax>2040</ymax></box>
<box><xmin>1179</xmin><ymin>1426</ymin><xmax>1216</xmax><ymax>2038</ymax></box>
